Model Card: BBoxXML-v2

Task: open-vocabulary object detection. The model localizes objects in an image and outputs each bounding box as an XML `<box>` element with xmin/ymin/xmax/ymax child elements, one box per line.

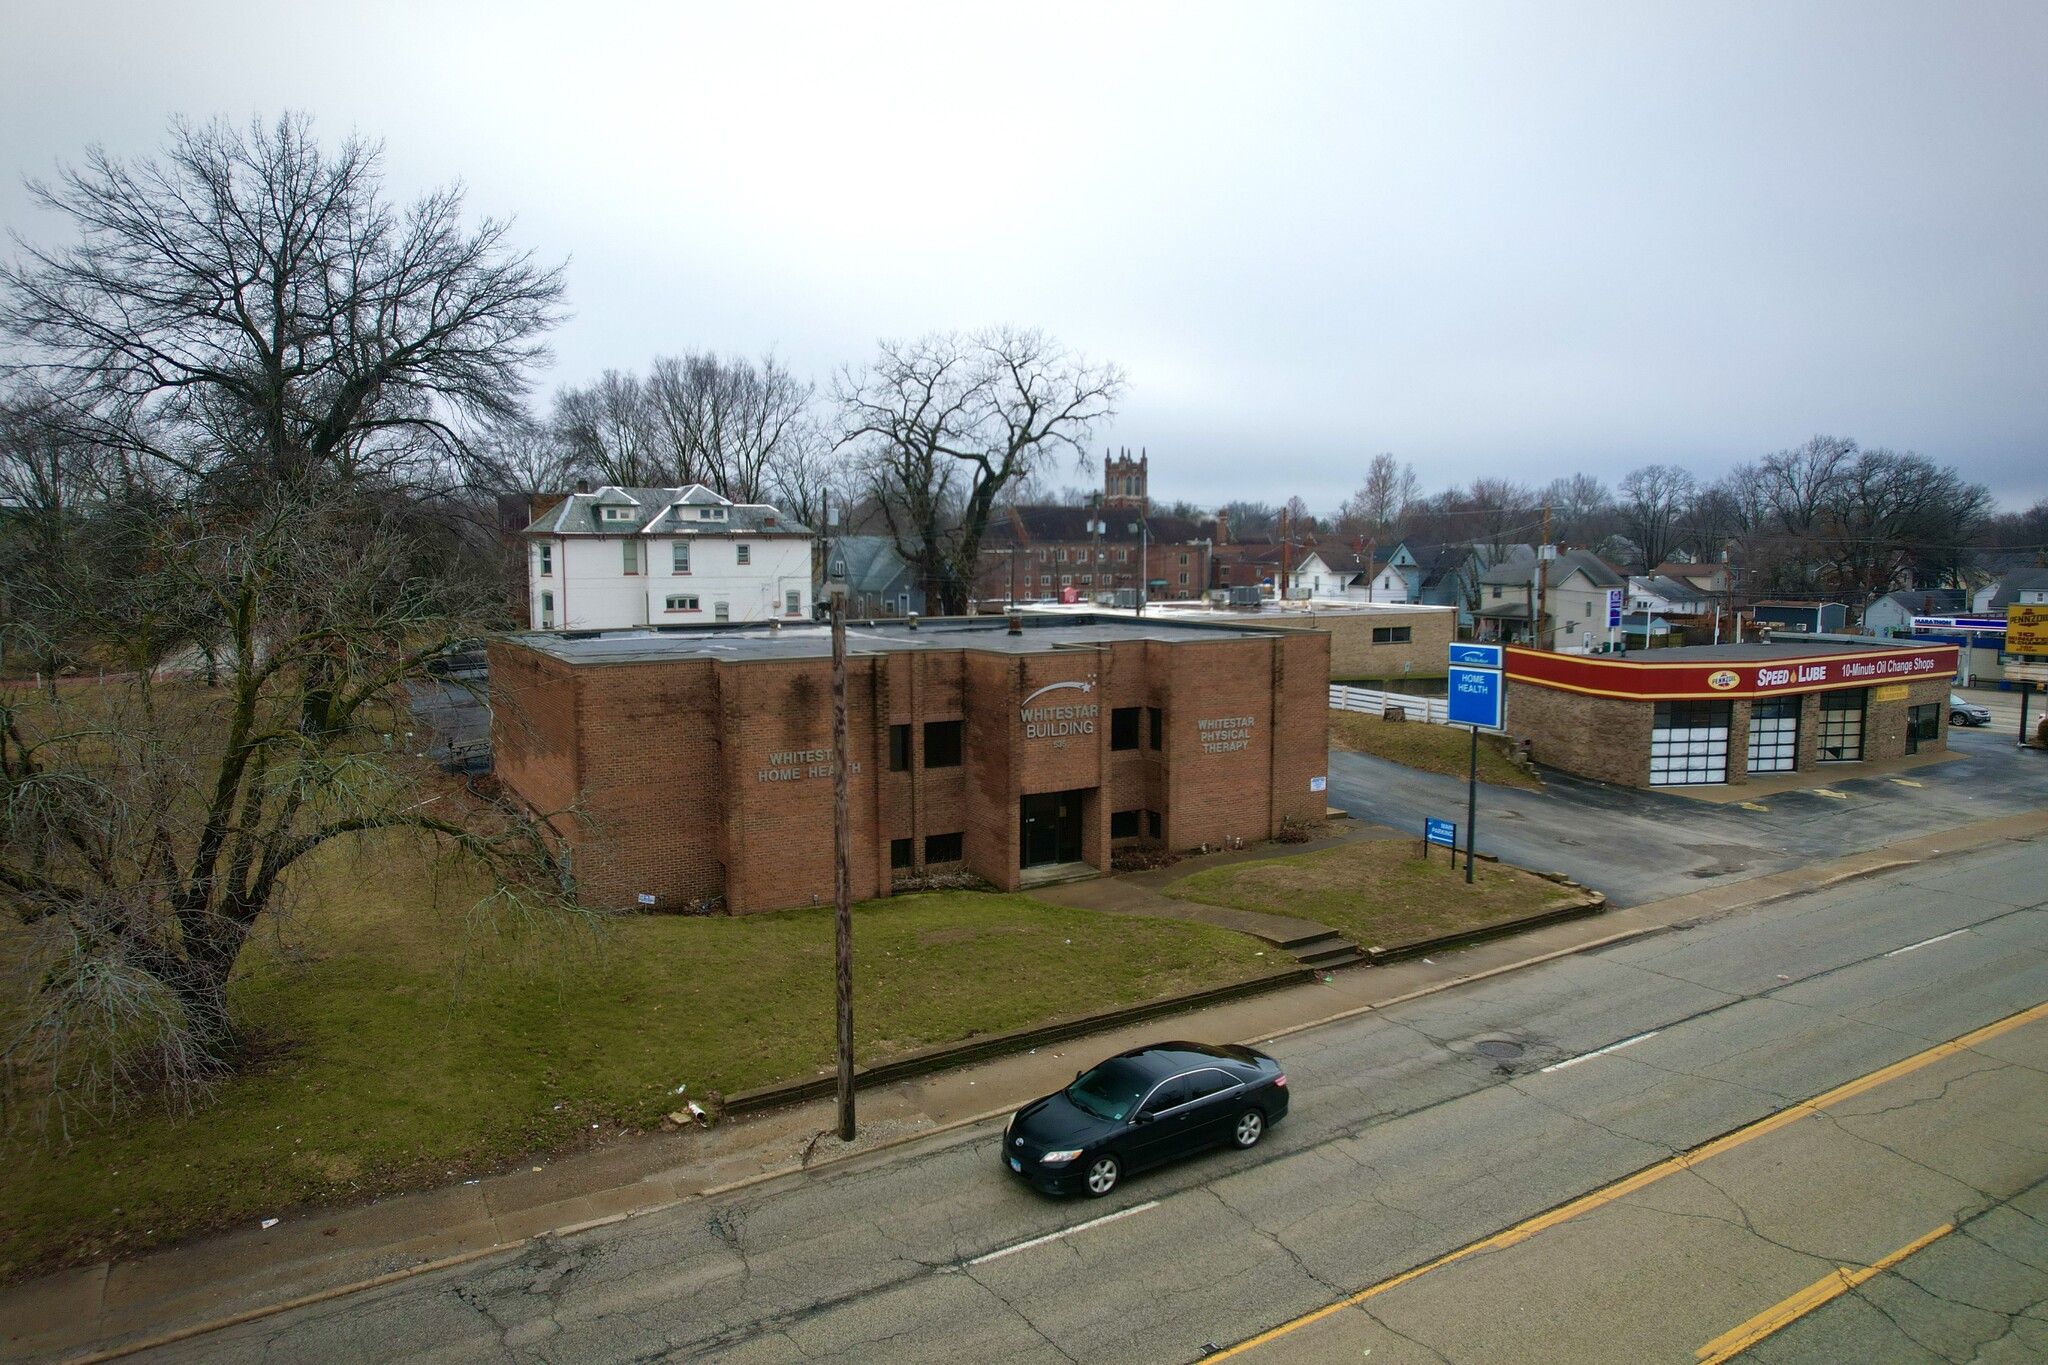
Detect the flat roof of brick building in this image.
<box><xmin>510</xmin><ymin>614</ymin><xmax>1289</xmax><ymax>666</ymax></box>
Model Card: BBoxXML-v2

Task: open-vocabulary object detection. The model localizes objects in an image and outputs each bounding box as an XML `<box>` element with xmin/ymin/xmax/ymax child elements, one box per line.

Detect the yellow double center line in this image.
<box><xmin>1208</xmin><ymin>997</ymin><xmax>2048</xmax><ymax>1360</ymax></box>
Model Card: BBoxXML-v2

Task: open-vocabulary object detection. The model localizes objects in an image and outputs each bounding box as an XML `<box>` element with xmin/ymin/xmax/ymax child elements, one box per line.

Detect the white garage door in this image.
<box><xmin>1651</xmin><ymin>699</ymin><xmax>1731</xmax><ymax>786</ymax></box>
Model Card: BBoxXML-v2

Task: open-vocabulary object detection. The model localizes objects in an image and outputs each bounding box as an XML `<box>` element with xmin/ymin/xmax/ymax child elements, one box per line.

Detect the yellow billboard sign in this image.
<box><xmin>2009</xmin><ymin>604</ymin><xmax>2048</xmax><ymax>657</ymax></box>
<box><xmin>1871</xmin><ymin>683</ymin><xmax>1909</xmax><ymax>702</ymax></box>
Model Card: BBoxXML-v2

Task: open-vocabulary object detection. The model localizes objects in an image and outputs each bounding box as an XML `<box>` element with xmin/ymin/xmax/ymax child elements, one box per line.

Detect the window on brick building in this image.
<box><xmin>665</xmin><ymin>594</ymin><xmax>700</xmax><ymax>612</ymax></box>
<box><xmin>1110</xmin><ymin>707</ymin><xmax>1140</xmax><ymax>750</ymax></box>
<box><xmin>925</xmin><ymin>831</ymin><xmax>965</xmax><ymax>863</ymax></box>
<box><xmin>538</xmin><ymin>543</ymin><xmax>552</xmax><ymax>576</ymax></box>
<box><xmin>1179</xmin><ymin>572</ymin><xmax>1188</xmax><ymax>585</ymax></box>
<box><xmin>1060</xmin><ymin>575</ymin><xmax>1072</xmax><ymax>587</ymax></box>
<box><xmin>673</xmin><ymin>542</ymin><xmax>691</xmax><ymax>573</ymax></box>
<box><xmin>1110</xmin><ymin>809</ymin><xmax>1140</xmax><ymax>839</ymax></box>
<box><xmin>889</xmin><ymin>724</ymin><xmax>910</xmax><ymax>771</ymax></box>
<box><xmin>1146</xmin><ymin>809</ymin><xmax>1162</xmax><ymax>839</ymax></box>
<box><xmin>622</xmin><ymin>540</ymin><xmax>641</xmax><ymax>574</ymax></box>
<box><xmin>890</xmin><ymin>838</ymin><xmax>913</xmax><ymax>869</ymax></box>
<box><xmin>1040</xmin><ymin>574</ymin><xmax>1051</xmax><ymax>586</ymax></box>
<box><xmin>1371</xmin><ymin>626</ymin><xmax>1412</xmax><ymax>644</ymax></box>
<box><xmin>736</xmin><ymin>543</ymin><xmax>751</xmax><ymax>565</ymax></box>
<box><xmin>1148</xmin><ymin>706</ymin><xmax>1162</xmax><ymax>749</ymax></box>
<box><xmin>1081</xmin><ymin>575</ymin><xmax>1092</xmax><ymax>586</ymax></box>
<box><xmin>924</xmin><ymin>720</ymin><xmax>963</xmax><ymax>767</ymax></box>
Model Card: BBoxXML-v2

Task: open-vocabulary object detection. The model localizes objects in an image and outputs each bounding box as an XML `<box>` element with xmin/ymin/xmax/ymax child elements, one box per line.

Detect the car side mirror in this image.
<box><xmin>1134</xmin><ymin>1110</ymin><xmax>1155</xmax><ymax>1123</ymax></box>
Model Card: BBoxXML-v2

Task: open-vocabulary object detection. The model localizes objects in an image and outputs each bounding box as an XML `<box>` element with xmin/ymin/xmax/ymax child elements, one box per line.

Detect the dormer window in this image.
<box><xmin>600</xmin><ymin>506</ymin><xmax>635</xmax><ymax>523</ymax></box>
<box><xmin>698</xmin><ymin>507</ymin><xmax>726</xmax><ymax>521</ymax></box>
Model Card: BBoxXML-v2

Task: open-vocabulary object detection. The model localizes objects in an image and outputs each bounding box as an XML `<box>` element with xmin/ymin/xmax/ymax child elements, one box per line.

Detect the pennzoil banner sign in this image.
<box><xmin>2009</xmin><ymin>605</ymin><xmax>2048</xmax><ymax>658</ymax></box>
<box><xmin>1504</xmin><ymin>644</ymin><xmax>1958</xmax><ymax>701</ymax></box>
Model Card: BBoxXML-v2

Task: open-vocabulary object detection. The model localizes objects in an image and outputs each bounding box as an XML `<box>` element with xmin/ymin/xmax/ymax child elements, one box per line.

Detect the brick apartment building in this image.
<box><xmin>976</xmin><ymin>452</ymin><xmax>1228</xmax><ymax>605</ymax></box>
<box><xmin>489</xmin><ymin>614</ymin><xmax>1329</xmax><ymax>913</ymax></box>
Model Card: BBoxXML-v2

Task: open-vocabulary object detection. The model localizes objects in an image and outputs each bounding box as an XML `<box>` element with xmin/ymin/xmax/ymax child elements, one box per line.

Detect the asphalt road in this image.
<box><xmin>165</xmin><ymin>834</ymin><xmax>2048</xmax><ymax>1363</ymax></box>
<box><xmin>1328</xmin><ymin>722</ymin><xmax>2047</xmax><ymax>907</ymax></box>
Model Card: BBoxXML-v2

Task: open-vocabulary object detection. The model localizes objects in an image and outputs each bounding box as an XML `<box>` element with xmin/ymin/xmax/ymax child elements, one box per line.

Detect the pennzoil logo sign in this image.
<box><xmin>1706</xmin><ymin>670</ymin><xmax>1740</xmax><ymax>691</ymax></box>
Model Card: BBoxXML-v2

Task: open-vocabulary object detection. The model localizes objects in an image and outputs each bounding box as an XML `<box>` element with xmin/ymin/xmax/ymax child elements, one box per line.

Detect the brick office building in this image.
<box><xmin>489</xmin><ymin>615</ymin><xmax>1329</xmax><ymax>913</ymax></box>
<box><xmin>1503</xmin><ymin>639</ymin><xmax>1958</xmax><ymax>788</ymax></box>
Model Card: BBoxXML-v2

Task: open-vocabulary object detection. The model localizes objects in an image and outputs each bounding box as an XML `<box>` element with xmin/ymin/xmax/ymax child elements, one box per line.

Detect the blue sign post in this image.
<box><xmin>1447</xmin><ymin>646</ymin><xmax>1506</xmax><ymax>884</ymax></box>
<box><xmin>1424</xmin><ymin>817</ymin><xmax>1457</xmax><ymax>863</ymax></box>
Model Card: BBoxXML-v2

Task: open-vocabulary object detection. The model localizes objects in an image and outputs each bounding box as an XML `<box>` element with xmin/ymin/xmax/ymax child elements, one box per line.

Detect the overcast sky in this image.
<box><xmin>5</xmin><ymin>1</ymin><xmax>2045</xmax><ymax>511</ymax></box>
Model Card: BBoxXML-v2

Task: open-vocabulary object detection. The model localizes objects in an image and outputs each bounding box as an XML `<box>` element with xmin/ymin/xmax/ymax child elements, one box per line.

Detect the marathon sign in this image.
<box><xmin>1504</xmin><ymin>644</ymin><xmax>1958</xmax><ymax>701</ymax></box>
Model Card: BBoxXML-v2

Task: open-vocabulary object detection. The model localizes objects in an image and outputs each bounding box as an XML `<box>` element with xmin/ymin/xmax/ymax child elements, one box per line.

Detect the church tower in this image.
<box><xmin>1104</xmin><ymin>447</ymin><xmax>1149</xmax><ymax>513</ymax></box>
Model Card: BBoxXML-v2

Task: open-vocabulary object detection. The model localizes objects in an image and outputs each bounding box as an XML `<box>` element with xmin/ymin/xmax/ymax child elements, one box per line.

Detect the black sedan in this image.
<box><xmin>1001</xmin><ymin>1041</ymin><xmax>1288</xmax><ymax>1197</ymax></box>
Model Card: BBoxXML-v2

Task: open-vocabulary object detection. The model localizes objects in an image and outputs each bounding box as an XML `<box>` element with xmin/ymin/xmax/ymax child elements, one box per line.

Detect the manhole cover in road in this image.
<box><xmin>1474</xmin><ymin>1039</ymin><xmax>1525</xmax><ymax>1060</ymax></box>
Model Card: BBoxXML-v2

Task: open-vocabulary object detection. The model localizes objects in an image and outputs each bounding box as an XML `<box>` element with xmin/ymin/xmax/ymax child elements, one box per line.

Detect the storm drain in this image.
<box><xmin>1474</xmin><ymin>1039</ymin><xmax>1525</xmax><ymax>1060</ymax></box>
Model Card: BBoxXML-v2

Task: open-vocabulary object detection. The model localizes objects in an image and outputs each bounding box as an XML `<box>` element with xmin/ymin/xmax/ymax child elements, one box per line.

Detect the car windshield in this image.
<box><xmin>1066</xmin><ymin>1060</ymin><xmax>1149</xmax><ymax>1121</ymax></box>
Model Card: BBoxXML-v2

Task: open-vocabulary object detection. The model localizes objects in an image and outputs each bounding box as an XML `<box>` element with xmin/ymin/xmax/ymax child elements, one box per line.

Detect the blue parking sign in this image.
<box><xmin>1425</xmin><ymin>818</ymin><xmax>1457</xmax><ymax>847</ymax></box>
<box><xmin>1446</xmin><ymin>665</ymin><xmax>1504</xmax><ymax>729</ymax></box>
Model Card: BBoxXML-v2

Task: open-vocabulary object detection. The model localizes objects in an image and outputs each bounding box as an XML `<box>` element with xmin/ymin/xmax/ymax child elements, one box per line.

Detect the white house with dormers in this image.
<box><xmin>522</xmin><ymin>484</ymin><xmax>814</xmax><ymax>631</ymax></box>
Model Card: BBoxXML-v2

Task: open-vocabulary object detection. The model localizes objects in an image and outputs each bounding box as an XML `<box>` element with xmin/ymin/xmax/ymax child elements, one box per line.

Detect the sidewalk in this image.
<box><xmin>7</xmin><ymin>807</ymin><xmax>2047</xmax><ymax>1365</ymax></box>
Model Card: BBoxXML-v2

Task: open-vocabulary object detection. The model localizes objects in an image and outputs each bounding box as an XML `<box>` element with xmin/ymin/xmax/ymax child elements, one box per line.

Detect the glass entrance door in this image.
<box><xmin>1020</xmin><ymin>791</ymin><xmax>1084</xmax><ymax>867</ymax></box>
<box><xmin>1818</xmin><ymin>689</ymin><xmax>1866</xmax><ymax>762</ymax></box>
<box><xmin>1905</xmin><ymin>703</ymin><xmax>1939</xmax><ymax>754</ymax></box>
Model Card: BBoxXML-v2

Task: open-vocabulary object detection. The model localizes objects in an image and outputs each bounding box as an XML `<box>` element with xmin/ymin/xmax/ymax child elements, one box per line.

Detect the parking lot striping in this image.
<box><xmin>1813</xmin><ymin>788</ymin><xmax>1850</xmax><ymax>800</ymax></box>
<box><xmin>1539</xmin><ymin>1031</ymin><xmax>1662</xmax><ymax>1073</ymax></box>
<box><xmin>1889</xmin><ymin>777</ymin><xmax>1924</xmax><ymax>788</ymax></box>
<box><xmin>1885</xmin><ymin>929</ymin><xmax>1969</xmax><ymax>957</ymax></box>
<box><xmin>1693</xmin><ymin>1223</ymin><xmax>1954</xmax><ymax>1364</ymax></box>
<box><xmin>1736</xmin><ymin>801</ymin><xmax>1770</xmax><ymax>812</ymax></box>
<box><xmin>958</xmin><ymin>1201</ymin><xmax>1160</xmax><ymax>1268</ymax></box>
<box><xmin>1204</xmin><ymin>998</ymin><xmax>2048</xmax><ymax>1360</ymax></box>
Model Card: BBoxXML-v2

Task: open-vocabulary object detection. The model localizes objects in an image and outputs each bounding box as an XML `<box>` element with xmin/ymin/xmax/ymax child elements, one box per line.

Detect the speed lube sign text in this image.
<box><xmin>1198</xmin><ymin>715</ymin><xmax>1256</xmax><ymax>753</ymax></box>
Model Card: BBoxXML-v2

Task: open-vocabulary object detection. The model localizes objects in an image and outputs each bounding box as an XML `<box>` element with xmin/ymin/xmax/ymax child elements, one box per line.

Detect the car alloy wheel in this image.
<box><xmin>1085</xmin><ymin>1156</ymin><xmax>1120</xmax><ymax>1196</ymax></box>
<box><xmin>1233</xmin><ymin>1109</ymin><xmax>1264</xmax><ymax>1149</ymax></box>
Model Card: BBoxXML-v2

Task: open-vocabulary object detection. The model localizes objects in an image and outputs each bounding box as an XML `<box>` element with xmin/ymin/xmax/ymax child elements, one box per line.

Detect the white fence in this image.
<box><xmin>1329</xmin><ymin>683</ymin><xmax>1453</xmax><ymax>726</ymax></box>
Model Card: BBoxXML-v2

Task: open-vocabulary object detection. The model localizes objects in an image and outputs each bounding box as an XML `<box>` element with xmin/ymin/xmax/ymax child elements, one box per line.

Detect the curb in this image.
<box><xmin>722</xmin><ymin>967</ymin><xmax>1316</xmax><ymax>1117</ymax></box>
<box><xmin>1363</xmin><ymin>892</ymin><xmax>1608</xmax><ymax>965</ymax></box>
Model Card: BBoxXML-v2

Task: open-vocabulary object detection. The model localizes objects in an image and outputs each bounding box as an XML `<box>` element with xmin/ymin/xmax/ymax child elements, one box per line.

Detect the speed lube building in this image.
<box><xmin>1503</xmin><ymin>639</ymin><xmax>1959</xmax><ymax>788</ymax></box>
<box><xmin>488</xmin><ymin>615</ymin><xmax>1329</xmax><ymax>913</ymax></box>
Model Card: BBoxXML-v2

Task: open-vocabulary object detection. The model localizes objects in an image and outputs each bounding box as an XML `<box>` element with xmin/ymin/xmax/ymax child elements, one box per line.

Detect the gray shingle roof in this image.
<box><xmin>524</xmin><ymin>485</ymin><xmax>811</xmax><ymax>537</ymax></box>
<box><xmin>1478</xmin><ymin>548</ymin><xmax>1622</xmax><ymax>590</ymax></box>
<box><xmin>1987</xmin><ymin>568</ymin><xmax>2048</xmax><ymax>611</ymax></box>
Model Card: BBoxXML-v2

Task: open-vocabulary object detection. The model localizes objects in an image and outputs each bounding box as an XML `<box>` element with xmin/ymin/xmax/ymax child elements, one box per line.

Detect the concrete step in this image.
<box><xmin>1288</xmin><ymin>932</ymin><xmax>1366</xmax><ymax>969</ymax></box>
<box><xmin>1019</xmin><ymin>862</ymin><xmax>1100</xmax><ymax>889</ymax></box>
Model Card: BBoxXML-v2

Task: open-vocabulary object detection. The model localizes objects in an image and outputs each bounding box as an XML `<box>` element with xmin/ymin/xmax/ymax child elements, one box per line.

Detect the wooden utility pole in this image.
<box><xmin>1533</xmin><ymin>505</ymin><xmax>1551</xmax><ymax>650</ymax></box>
<box><xmin>830</xmin><ymin>585</ymin><xmax>855</xmax><ymax>1141</ymax></box>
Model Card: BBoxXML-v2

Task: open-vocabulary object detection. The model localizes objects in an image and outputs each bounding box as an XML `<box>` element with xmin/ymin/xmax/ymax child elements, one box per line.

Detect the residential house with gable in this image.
<box><xmin>522</xmin><ymin>483</ymin><xmax>814</xmax><ymax>630</ymax></box>
<box><xmin>1475</xmin><ymin>549</ymin><xmax>1626</xmax><ymax>650</ymax></box>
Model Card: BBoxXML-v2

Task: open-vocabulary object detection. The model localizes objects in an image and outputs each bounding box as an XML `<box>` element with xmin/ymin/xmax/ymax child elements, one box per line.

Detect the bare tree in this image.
<box><xmin>2</xmin><ymin>113</ymin><xmax>565</xmax><ymax>500</ymax></box>
<box><xmin>1221</xmin><ymin>500</ymin><xmax>1278</xmax><ymax>540</ymax></box>
<box><xmin>1337</xmin><ymin>453</ymin><xmax>1419</xmax><ymax>537</ymax></box>
<box><xmin>1618</xmin><ymin>464</ymin><xmax>1698</xmax><ymax>571</ymax></box>
<box><xmin>0</xmin><ymin>113</ymin><xmax>577</xmax><ymax>1109</ymax></box>
<box><xmin>550</xmin><ymin>370</ymin><xmax>658</xmax><ymax>487</ymax></box>
<box><xmin>1540</xmin><ymin>472</ymin><xmax>1614</xmax><ymax>546</ymax></box>
<box><xmin>838</xmin><ymin>327</ymin><xmax>1123</xmax><ymax>614</ymax></box>
<box><xmin>644</xmin><ymin>351</ymin><xmax>815</xmax><ymax>503</ymax></box>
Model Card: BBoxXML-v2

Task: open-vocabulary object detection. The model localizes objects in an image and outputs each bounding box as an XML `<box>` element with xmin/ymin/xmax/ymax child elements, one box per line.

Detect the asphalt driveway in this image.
<box><xmin>1327</xmin><ymin>723</ymin><xmax>2046</xmax><ymax>906</ymax></box>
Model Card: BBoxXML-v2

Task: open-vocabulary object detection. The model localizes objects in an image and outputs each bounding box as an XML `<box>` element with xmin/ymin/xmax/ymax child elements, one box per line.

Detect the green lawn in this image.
<box><xmin>1164</xmin><ymin>838</ymin><xmax>1579</xmax><ymax>952</ymax></box>
<box><xmin>1329</xmin><ymin>711</ymin><xmax>1541</xmax><ymax>789</ymax></box>
<box><xmin>0</xmin><ymin>834</ymin><xmax>1273</xmax><ymax>1281</ymax></box>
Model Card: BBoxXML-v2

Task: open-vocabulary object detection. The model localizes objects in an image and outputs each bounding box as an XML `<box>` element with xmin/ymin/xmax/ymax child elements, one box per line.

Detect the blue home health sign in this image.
<box><xmin>1425</xmin><ymin>818</ymin><xmax>1457</xmax><ymax>847</ymax></box>
<box><xmin>1446</xmin><ymin>666</ymin><xmax>1504</xmax><ymax>728</ymax></box>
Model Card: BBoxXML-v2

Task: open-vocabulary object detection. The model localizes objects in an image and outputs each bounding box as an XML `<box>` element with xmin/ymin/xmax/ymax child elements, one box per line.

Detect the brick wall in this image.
<box><xmin>1267</xmin><ymin>607</ymin><xmax>1455</xmax><ymax>681</ymax></box>
<box><xmin>1505</xmin><ymin>683</ymin><xmax>1653</xmax><ymax>787</ymax></box>
<box><xmin>491</xmin><ymin>625</ymin><xmax>1332</xmax><ymax>913</ymax></box>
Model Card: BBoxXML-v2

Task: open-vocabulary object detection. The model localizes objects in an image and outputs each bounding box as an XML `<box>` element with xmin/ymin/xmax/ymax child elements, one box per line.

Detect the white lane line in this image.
<box><xmin>1886</xmin><ymin>929</ymin><xmax>1969</xmax><ymax>958</ymax></box>
<box><xmin>1539</xmin><ymin>1031</ymin><xmax>1661</xmax><ymax>1074</ymax></box>
<box><xmin>959</xmin><ymin>1200</ymin><xmax>1161</xmax><ymax>1268</ymax></box>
